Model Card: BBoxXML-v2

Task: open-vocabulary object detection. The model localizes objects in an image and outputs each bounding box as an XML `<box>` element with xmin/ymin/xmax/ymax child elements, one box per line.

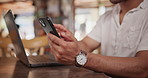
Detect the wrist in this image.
<box><xmin>82</xmin><ymin>52</ymin><xmax>91</xmax><ymax>68</ymax></box>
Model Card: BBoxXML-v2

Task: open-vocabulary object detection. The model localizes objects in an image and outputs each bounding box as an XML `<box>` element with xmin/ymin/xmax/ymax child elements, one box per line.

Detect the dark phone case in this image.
<box><xmin>38</xmin><ymin>17</ymin><xmax>60</xmax><ymax>38</ymax></box>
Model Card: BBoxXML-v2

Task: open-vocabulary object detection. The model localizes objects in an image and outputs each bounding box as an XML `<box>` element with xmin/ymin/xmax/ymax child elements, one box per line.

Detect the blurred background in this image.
<box><xmin>0</xmin><ymin>0</ymin><xmax>113</xmax><ymax>57</ymax></box>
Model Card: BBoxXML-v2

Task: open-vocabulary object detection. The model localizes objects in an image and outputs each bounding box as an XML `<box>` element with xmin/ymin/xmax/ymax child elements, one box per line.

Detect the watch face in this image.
<box><xmin>76</xmin><ymin>54</ymin><xmax>87</xmax><ymax>66</ymax></box>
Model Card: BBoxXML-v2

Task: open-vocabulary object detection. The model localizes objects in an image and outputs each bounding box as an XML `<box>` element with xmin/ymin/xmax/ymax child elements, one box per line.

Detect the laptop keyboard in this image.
<box><xmin>27</xmin><ymin>55</ymin><xmax>64</xmax><ymax>67</ymax></box>
<box><xmin>28</xmin><ymin>55</ymin><xmax>56</xmax><ymax>63</ymax></box>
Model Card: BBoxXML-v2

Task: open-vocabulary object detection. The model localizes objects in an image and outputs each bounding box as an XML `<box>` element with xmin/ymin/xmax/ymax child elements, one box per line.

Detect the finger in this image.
<box><xmin>60</xmin><ymin>31</ymin><xmax>76</xmax><ymax>42</ymax></box>
<box><xmin>50</xmin><ymin>43</ymin><xmax>68</xmax><ymax>63</ymax></box>
<box><xmin>49</xmin><ymin>43</ymin><xmax>61</xmax><ymax>59</ymax></box>
<box><xmin>53</xmin><ymin>24</ymin><xmax>77</xmax><ymax>41</ymax></box>
<box><xmin>48</xmin><ymin>38</ymin><xmax>61</xmax><ymax>55</ymax></box>
<box><xmin>48</xmin><ymin>33</ymin><xmax>66</xmax><ymax>46</ymax></box>
<box><xmin>48</xmin><ymin>39</ymin><xmax>52</xmax><ymax>48</ymax></box>
<box><xmin>51</xmin><ymin>41</ymin><xmax>64</xmax><ymax>55</ymax></box>
<box><xmin>53</xmin><ymin>24</ymin><xmax>67</xmax><ymax>32</ymax></box>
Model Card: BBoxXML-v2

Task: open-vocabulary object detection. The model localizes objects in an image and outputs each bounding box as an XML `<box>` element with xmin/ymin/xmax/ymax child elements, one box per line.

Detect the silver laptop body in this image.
<box><xmin>4</xmin><ymin>10</ymin><xmax>63</xmax><ymax>67</ymax></box>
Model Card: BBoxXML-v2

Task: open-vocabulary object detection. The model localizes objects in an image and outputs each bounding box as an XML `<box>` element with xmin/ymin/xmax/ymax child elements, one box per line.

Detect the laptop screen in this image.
<box><xmin>4</xmin><ymin>10</ymin><xmax>29</xmax><ymax>65</ymax></box>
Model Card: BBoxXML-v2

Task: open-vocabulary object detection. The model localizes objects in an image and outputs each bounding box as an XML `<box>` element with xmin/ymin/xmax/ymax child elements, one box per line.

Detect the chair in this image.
<box><xmin>0</xmin><ymin>37</ymin><xmax>14</xmax><ymax>57</ymax></box>
<box><xmin>22</xmin><ymin>36</ymin><xmax>49</xmax><ymax>56</ymax></box>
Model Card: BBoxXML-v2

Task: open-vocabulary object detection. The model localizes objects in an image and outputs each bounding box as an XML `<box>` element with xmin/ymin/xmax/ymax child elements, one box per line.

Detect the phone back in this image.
<box><xmin>39</xmin><ymin>17</ymin><xmax>60</xmax><ymax>38</ymax></box>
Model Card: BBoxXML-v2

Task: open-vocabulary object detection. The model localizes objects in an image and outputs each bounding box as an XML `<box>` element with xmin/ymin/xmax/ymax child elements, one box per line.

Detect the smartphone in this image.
<box><xmin>38</xmin><ymin>17</ymin><xmax>61</xmax><ymax>38</ymax></box>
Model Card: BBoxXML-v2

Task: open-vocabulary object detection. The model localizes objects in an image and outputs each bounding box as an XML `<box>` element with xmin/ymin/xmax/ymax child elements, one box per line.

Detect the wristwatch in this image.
<box><xmin>75</xmin><ymin>50</ymin><xmax>87</xmax><ymax>67</ymax></box>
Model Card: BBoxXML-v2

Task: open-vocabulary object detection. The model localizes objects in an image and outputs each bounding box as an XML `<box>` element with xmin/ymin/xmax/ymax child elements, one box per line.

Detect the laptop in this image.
<box><xmin>4</xmin><ymin>10</ymin><xmax>63</xmax><ymax>67</ymax></box>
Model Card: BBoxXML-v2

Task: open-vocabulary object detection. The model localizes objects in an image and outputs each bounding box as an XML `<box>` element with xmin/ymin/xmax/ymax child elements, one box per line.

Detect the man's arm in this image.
<box><xmin>84</xmin><ymin>51</ymin><xmax>148</xmax><ymax>78</ymax></box>
<box><xmin>48</xmin><ymin>24</ymin><xmax>148</xmax><ymax>77</ymax></box>
<box><xmin>78</xmin><ymin>36</ymin><xmax>100</xmax><ymax>53</ymax></box>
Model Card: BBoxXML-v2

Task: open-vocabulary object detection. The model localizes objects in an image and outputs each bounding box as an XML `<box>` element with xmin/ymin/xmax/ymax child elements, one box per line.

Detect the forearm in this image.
<box><xmin>78</xmin><ymin>41</ymin><xmax>90</xmax><ymax>53</ymax></box>
<box><xmin>84</xmin><ymin>53</ymin><xmax>148</xmax><ymax>78</ymax></box>
<box><xmin>78</xmin><ymin>36</ymin><xmax>100</xmax><ymax>53</ymax></box>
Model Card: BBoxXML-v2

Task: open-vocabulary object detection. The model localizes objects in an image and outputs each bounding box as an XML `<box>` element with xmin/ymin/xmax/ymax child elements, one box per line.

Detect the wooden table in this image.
<box><xmin>0</xmin><ymin>57</ymin><xmax>108</xmax><ymax>78</ymax></box>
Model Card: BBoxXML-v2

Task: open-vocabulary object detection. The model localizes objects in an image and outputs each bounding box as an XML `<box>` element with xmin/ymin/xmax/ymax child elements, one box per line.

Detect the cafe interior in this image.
<box><xmin>0</xmin><ymin>0</ymin><xmax>113</xmax><ymax>78</ymax></box>
<box><xmin>0</xmin><ymin>0</ymin><xmax>113</xmax><ymax>57</ymax></box>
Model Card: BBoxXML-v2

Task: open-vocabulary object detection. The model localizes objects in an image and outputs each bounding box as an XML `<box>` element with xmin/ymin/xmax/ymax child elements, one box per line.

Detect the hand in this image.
<box><xmin>47</xmin><ymin>24</ymin><xmax>80</xmax><ymax>65</ymax></box>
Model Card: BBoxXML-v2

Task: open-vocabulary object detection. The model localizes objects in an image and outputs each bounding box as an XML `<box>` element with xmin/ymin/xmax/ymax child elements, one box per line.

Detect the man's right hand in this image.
<box><xmin>47</xmin><ymin>24</ymin><xmax>80</xmax><ymax>65</ymax></box>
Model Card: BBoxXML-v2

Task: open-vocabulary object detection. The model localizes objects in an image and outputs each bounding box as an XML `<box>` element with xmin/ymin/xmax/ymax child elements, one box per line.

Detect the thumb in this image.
<box><xmin>61</xmin><ymin>32</ymin><xmax>75</xmax><ymax>42</ymax></box>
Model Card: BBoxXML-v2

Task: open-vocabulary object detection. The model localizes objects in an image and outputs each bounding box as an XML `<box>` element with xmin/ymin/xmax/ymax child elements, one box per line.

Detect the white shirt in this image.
<box><xmin>88</xmin><ymin>0</ymin><xmax>148</xmax><ymax>57</ymax></box>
